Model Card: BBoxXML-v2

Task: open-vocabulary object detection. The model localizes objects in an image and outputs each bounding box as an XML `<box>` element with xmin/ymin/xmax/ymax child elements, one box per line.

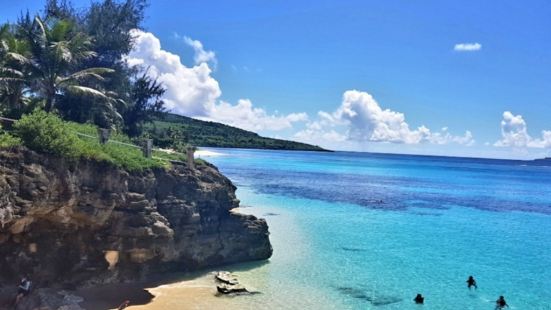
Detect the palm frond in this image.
<box><xmin>0</xmin><ymin>68</ymin><xmax>24</xmax><ymax>78</ymax></box>
<box><xmin>33</xmin><ymin>17</ymin><xmax>48</xmax><ymax>48</ymax></box>
<box><xmin>50</xmin><ymin>20</ymin><xmax>72</xmax><ymax>42</ymax></box>
<box><xmin>6</xmin><ymin>52</ymin><xmax>30</xmax><ymax>64</ymax></box>
<box><xmin>58</xmin><ymin>67</ymin><xmax>114</xmax><ymax>85</ymax></box>
<box><xmin>51</xmin><ymin>41</ymin><xmax>73</xmax><ymax>63</ymax></box>
<box><xmin>0</xmin><ymin>77</ymin><xmax>26</xmax><ymax>84</ymax></box>
<box><xmin>64</xmin><ymin>85</ymin><xmax>109</xmax><ymax>98</ymax></box>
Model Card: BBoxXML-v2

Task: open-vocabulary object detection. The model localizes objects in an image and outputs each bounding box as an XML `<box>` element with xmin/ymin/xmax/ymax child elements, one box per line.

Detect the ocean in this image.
<box><xmin>138</xmin><ymin>149</ymin><xmax>551</xmax><ymax>309</ymax></box>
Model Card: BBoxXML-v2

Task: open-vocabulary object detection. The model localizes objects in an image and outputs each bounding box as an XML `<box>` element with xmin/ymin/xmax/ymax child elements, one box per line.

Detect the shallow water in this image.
<box><xmin>136</xmin><ymin>149</ymin><xmax>551</xmax><ymax>309</ymax></box>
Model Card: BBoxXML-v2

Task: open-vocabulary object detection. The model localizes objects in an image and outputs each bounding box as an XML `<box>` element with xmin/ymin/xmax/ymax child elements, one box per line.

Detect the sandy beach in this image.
<box><xmin>75</xmin><ymin>270</ymin><xmax>264</xmax><ymax>310</ymax></box>
<box><xmin>123</xmin><ymin>274</ymin><xmax>245</xmax><ymax>310</ymax></box>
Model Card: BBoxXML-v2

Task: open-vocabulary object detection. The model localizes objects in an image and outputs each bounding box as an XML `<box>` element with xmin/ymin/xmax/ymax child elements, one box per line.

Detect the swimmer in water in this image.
<box><xmin>466</xmin><ymin>275</ymin><xmax>477</xmax><ymax>290</ymax></box>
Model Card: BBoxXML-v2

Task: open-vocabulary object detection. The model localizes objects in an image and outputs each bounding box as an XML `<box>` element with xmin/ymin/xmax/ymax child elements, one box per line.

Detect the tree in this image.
<box><xmin>0</xmin><ymin>24</ymin><xmax>32</xmax><ymax>118</ymax></box>
<box><xmin>43</xmin><ymin>0</ymin><xmax>78</xmax><ymax>23</ymax></box>
<box><xmin>123</xmin><ymin>72</ymin><xmax>165</xmax><ymax>137</ymax></box>
<box><xmin>14</xmin><ymin>16</ymin><xmax>114</xmax><ymax>113</ymax></box>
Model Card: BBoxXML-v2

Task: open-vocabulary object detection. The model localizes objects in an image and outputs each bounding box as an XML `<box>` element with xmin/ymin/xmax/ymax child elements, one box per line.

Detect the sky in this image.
<box><xmin>2</xmin><ymin>0</ymin><xmax>551</xmax><ymax>159</ymax></box>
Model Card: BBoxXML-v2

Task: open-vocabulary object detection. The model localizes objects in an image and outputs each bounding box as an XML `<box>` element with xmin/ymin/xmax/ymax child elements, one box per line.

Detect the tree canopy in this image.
<box><xmin>0</xmin><ymin>0</ymin><xmax>163</xmax><ymax>137</ymax></box>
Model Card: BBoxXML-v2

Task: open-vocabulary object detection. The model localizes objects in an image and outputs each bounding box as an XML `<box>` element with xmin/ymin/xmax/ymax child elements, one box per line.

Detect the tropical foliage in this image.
<box><xmin>0</xmin><ymin>0</ymin><xmax>163</xmax><ymax>136</ymax></box>
<box><xmin>12</xmin><ymin>109</ymin><xmax>182</xmax><ymax>170</ymax></box>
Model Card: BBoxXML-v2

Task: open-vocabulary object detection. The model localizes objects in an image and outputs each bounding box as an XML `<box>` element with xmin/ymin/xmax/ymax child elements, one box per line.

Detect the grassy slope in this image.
<box><xmin>1</xmin><ymin>111</ymin><xmax>188</xmax><ymax>171</ymax></box>
<box><xmin>146</xmin><ymin>113</ymin><xmax>329</xmax><ymax>151</ymax></box>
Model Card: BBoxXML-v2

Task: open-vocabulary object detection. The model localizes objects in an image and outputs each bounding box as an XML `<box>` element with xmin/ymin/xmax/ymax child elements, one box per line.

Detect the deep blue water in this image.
<box><xmin>200</xmin><ymin>148</ymin><xmax>551</xmax><ymax>309</ymax></box>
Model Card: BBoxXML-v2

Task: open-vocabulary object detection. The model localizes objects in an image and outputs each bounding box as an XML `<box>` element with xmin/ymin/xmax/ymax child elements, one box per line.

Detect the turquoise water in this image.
<box><xmin>202</xmin><ymin>149</ymin><xmax>551</xmax><ymax>309</ymax></box>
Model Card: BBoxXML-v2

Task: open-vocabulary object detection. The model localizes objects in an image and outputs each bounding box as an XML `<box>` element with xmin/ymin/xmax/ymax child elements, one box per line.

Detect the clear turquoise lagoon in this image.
<box><xmin>201</xmin><ymin>148</ymin><xmax>551</xmax><ymax>309</ymax></box>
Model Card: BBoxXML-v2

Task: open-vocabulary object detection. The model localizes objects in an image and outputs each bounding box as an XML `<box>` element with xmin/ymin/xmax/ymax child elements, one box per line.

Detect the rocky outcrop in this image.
<box><xmin>214</xmin><ymin>271</ymin><xmax>256</xmax><ymax>296</ymax></box>
<box><xmin>0</xmin><ymin>147</ymin><xmax>272</xmax><ymax>287</ymax></box>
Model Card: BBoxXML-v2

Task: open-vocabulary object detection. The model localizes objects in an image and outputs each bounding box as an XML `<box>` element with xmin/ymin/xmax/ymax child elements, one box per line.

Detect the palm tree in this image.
<box><xmin>0</xmin><ymin>24</ymin><xmax>31</xmax><ymax>117</ymax></box>
<box><xmin>14</xmin><ymin>16</ymin><xmax>114</xmax><ymax>113</ymax></box>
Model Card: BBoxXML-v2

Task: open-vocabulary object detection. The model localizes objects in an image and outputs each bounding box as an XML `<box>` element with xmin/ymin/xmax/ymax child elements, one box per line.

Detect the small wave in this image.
<box><xmin>195</xmin><ymin>150</ymin><xmax>226</xmax><ymax>157</ymax></box>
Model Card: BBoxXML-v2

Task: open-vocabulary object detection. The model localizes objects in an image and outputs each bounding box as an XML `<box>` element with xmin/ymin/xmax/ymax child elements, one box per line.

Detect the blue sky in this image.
<box><xmin>2</xmin><ymin>0</ymin><xmax>551</xmax><ymax>159</ymax></box>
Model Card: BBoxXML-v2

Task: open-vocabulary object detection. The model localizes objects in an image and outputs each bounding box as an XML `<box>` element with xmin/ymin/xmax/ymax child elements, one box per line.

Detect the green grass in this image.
<box><xmin>7</xmin><ymin>110</ymin><xmax>188</xmax><ymax>171</ymax></box>
<box><xmin>0</xmin><ymin>132</ymin><xmax>21</xmax><ymax>148</ymax></box>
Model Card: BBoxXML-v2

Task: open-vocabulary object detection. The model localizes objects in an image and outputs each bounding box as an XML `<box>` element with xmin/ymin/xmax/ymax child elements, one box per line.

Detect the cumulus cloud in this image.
<box><xmin>182</xmin><ymin>36</ymin><xmax>218</xmax><ymax>68</ymax></box>
<box><xmin>200</xmin><ymin>99</ymin><xmax>308</xmax><ymax>132</ymax></box>
<box><xmin>127</xmin><ymin>29</ymin><xmax>221</xmax><ymax>116</ymax></box>
<box><xmin>494</xmin><ymin>111</ymin><xmax>551</xmax><ymax>148</ymax></box>
<box><xmin>127</xmin><ymin>30</ymin><xmax>306</xmax><ymax>131</ymax></box>
<box><xmin>454</xmin><ymin>42</ymin><xmax>482</xmax><ymax>52</ymax></box>
<box><xmin>293</xmin><ymin>119</ymin><xmax>347</xmax><ymax>144</ymax></box>
<box><xmin>294</xmin><ymin>90</ymin><xmax>474</xmax><ymax>146</ymax></box>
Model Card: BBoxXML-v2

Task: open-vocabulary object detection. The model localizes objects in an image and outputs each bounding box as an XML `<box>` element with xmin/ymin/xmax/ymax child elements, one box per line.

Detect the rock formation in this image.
<box><xmin>0</xmin><ymin>147</ymin><xmax>272</xmax><ymax>287</ymax></box>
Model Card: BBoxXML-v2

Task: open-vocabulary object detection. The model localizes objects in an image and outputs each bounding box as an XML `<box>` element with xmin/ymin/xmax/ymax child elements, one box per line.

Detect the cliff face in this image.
<box><xmin>0</xmin><ymin>148</ymin><xmax>272</xmax><ymax>286</ymax></box>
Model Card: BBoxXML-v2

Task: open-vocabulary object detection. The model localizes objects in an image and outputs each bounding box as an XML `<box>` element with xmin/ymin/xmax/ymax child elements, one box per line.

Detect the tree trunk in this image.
<box><xmin>44</xmin><ymin>96</ymin><xmax>53</xmax><ymax>112</ymax></box>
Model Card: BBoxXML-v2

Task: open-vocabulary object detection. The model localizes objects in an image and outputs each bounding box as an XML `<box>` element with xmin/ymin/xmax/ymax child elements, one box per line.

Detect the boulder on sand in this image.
<box><xmin>214</xmin><ymin>271</ymin><xmax>257</xmax><ymax>296</ymax></box>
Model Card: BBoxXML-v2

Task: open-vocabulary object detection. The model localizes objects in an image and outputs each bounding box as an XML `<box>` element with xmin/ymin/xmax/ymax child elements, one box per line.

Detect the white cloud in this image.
<box><xmin>200</xmin><ymin>99</ymin><xmax>308</xmax><ymax>131</ymax></box>
<box><xmin>127</xmin><ymin>30</ymin><xmax>306</xmax><ymax>132</ymax></box>
<box><xmin>127</xmin><ymin>29</ymin><xmax>221</xmax><ymax>116</ymax></box>
<box><xmin>454</xmin><ymin>42</ymin><xmax>482</xmax><ymax>52</ymax></box>
<box><xmin>294</xmin><ymin>90</ymin><xmax>474</xmax><ymax>147</ymax></box>
<box><xmin>293</xmin><ymin>119</ymin><xmax>346</xmax><ymax>144</ymax></box>
<box><xmin>182</xmin><ymin>36</ymin><xmax>218</xmax><ymax>68</ymax></box>
<box><xmin>494</xmin><ymin>111</ymin><xmax>551</xmax><ymax>148</ymax></box>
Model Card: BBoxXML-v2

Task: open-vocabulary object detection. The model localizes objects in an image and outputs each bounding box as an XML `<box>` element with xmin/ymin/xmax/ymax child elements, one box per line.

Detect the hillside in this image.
<box><xmin>146</xmin><ymin>113</ymin><xmax>329</xmax><ymax>151</ymax></box>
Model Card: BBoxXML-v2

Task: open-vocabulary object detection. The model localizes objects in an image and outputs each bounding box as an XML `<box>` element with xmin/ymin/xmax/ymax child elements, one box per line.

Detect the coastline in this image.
<box><xmin>76</xmin><ymin>272</ymin><xmax>232</xmax><ymax>310</ymax></box>
<box><xmin>122</xmin><ymin>273</ymin><xmax>249</xmax><ymax>310</ymax></box>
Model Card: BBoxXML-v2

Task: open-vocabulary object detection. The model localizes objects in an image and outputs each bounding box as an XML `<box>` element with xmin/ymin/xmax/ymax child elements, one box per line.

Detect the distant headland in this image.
<box><xmin>146</xmin><ymin>113</ymin><xmax>330</xmax><ymax>152</ymax></box>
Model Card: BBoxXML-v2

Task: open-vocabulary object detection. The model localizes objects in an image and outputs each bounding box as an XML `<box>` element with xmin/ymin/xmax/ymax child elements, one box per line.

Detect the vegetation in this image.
<box><xmin>0</xmin><ymin>0</ymin><xmax>160</xmax><ymax>134</ymax></box>
<box><xmin>11</xmin><ymin>109</ymin><xmax>183</xmax><ymax>170</ymax></box>
<box><xmin>0</xmin><ymin>131</ymin><xmax>21</xmax><ymax>148</ymax></box>
<box><xmin>0</xmin><ymin>0</ymin><xmax>325</xmax><ymax>170</ymax></box>
<box><xmin>147</xmin><ymin>113</ymin><xmax>328</xmax><ymax>151</ymax></box>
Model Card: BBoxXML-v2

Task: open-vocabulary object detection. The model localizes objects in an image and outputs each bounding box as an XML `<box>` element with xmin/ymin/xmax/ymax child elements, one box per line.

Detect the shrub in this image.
<box><xmin>0</xmin><ymin>132</ymin><xmax>21</xmax><ymax>148</ymax></box>
<box><xmin>12</xmin><ymin>110</ymin><xmax>182</xmax><ymax>171</ymax></box>
<box><xmin>14</xmin><ymin>110</ymin><xmax>81</xmax><ymax>158</ymax></box>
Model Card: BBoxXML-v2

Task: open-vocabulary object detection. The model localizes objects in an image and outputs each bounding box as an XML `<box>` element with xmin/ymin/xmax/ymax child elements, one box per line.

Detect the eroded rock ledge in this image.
<box><xmin>0</xmin><ymin>148</ymin><xmax>272</xmax><ymax>287</ymax></box>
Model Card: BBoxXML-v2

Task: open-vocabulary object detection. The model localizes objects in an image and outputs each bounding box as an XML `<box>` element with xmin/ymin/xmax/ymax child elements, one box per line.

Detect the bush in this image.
<box><xmin>12</xmin><ymin>110</ymin><xmax>183</xmax><ymax>171</ymax></box>
<box><xmin>0</xmin><ymin>132</ymin><xmax>21</xmax><ymax>148</ymax></box>
<box><xmin>14</xmin><ymin>110</ymin><xmax>81</xmax><ymax>158</ymax></box>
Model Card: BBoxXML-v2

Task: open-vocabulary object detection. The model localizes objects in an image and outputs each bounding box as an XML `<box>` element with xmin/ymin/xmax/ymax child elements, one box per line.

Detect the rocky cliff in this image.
<box><xmin>0</xmin><ymin>147</ymin><xmax>272</xmax><ymax>287</ymax></box>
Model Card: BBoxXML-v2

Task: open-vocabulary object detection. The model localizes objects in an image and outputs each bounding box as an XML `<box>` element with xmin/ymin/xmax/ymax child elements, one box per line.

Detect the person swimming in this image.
<box><xmin>413</xmin><ymin>293</ymin><xmax>424</xmax><ymax>304</ymax></box>
<box><xmin>466</xmin><ymin>275</ymin><xmax>477</xmax><ymax>290</ymax></box>
<box><xmin>495</xmin><ymin>296</ymin><xmax>509</xmax><ymax>309</ymax></box>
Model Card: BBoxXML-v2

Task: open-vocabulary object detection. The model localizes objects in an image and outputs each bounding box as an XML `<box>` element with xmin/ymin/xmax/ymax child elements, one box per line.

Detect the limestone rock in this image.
<box><xmin>0</xmin><ymin>147</ymin><xmax>273</xmax><ymax>287</ymax></box>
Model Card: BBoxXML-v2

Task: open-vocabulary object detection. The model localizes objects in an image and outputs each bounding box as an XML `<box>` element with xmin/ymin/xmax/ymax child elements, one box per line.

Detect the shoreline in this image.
<box><xmin>1</xmin><ymin>267</ymin><xmax>265</xmax><ymax>310</ymax></box>
<box><xmin>79</xmin><ymin>264</ymin><xmax>269</xmax><ymax>310</ymax></box>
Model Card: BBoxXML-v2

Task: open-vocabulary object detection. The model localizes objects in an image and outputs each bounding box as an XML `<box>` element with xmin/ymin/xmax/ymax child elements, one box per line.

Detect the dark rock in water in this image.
<box><xmin>337</xmin><ymin>286</ymin><xmax>402</xmax><ymax>306</ymax></box>
<box><xmin>0</xmin><ymin>148</ymin><xmax>273</xmax><ymax>290</ymax></box>
<box><xmin>341</xmin><ymin>247</ymin><xmax>367</xmax><ymax>252</ymax></box>
<box><xmin>263</xmin><ymin>213</ymin><xmax>279</xmax><ymax>216</ymax></box>
<box><xmin>370</xmin><ymin>295</ymin><xmax>403</xmax><ymax>306</ymax></box>
<box><xmin>337</xmin><ymin>287</ymin><xmax>369</xmax><ymax>300</ymax></box>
